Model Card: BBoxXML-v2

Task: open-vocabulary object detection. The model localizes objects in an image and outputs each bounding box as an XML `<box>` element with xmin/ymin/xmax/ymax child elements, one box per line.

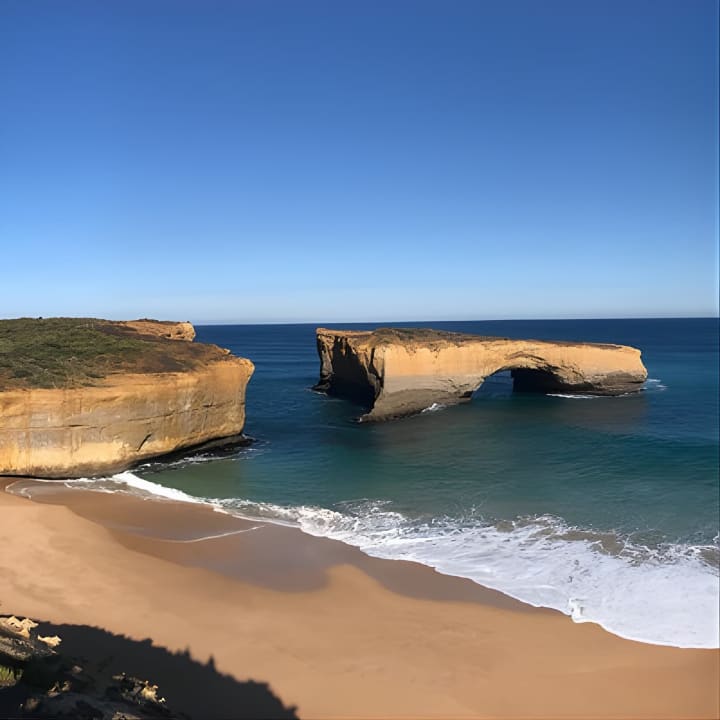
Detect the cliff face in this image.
<box><xmin>0</xmin><ymin>320</ymin><xmax>253</xmax><ymax>478</ymax></box>
<box><xmin>315</xmin><ymin>328</ymin><xmax>648</xmax><ymax>421</ymax></box>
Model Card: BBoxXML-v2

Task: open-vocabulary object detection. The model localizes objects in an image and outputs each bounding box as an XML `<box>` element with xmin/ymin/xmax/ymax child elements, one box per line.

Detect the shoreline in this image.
<box><xmin>1</xmin><ymin>479</ymin><xmax>719</xmax><ymax>718</ymax></box>
<box><xmin>10</xmin><ymin>470</ymin><xmax>718</xmax><ymax>650</ymax></box>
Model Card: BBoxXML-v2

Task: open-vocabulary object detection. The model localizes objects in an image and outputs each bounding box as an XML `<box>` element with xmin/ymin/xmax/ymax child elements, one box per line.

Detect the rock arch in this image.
<box><xmin>314</xmin><ymin>328</ymin><xmax>648</xmax><ymax>421</ymax></box>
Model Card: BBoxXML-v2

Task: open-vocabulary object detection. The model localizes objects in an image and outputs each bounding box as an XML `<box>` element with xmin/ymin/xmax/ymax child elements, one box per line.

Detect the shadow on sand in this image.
<box><xmin>0</xmin><ymin>619</ymin><xmax>298</xmax><ymax>719</ymax></box>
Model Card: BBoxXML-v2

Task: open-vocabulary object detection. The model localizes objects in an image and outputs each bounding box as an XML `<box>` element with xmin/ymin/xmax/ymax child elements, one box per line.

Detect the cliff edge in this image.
<box><xmin>315</xmin><ymin>328</ymin><xmax>648</xmax><ymax>421</ymax></box>
<box><xmin>0</xmin><ymin>318</ymin><xmax>254</xmax><ymax>478</ymax></box>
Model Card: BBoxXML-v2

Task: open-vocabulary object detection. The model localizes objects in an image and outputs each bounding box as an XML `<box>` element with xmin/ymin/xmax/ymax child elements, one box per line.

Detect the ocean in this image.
<box><xmin>35</xmin><ymin>319</ymin><xmax>720</xmax><ymax>648</ymax></box>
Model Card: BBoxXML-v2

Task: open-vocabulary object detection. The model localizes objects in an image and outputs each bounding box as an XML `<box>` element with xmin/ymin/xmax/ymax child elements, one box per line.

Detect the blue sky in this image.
<box><xmin>1</xmin><ymin>0</ymin><xmax>717</xmax><ymax>323</ymax></box>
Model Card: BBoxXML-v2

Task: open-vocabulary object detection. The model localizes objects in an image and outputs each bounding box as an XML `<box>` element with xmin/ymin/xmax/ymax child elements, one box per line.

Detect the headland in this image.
<box><xmin>0</xmin><ymin>318</ymin><xmax>254</xmax><ymax>478</ymax></box>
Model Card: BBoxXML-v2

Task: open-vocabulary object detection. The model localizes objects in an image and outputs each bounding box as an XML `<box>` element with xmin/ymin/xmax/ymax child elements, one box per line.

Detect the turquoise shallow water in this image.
<box><xmin>51</xmin><ymin>319</ymin><xmax>720</xmax><ymax>647</ymax></box>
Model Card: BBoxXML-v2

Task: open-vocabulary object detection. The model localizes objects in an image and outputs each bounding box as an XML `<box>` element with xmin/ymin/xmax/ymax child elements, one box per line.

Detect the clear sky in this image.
<box><xmin>1</xmin><ymin>0</ymin><xmax>718</xmax><ymax>323</ymax></box>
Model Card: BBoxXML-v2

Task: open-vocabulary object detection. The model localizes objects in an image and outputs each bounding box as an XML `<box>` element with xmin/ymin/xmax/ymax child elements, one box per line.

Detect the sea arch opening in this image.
<box><xmin>470</xmin><ymin>366</ymin><xmax>571</xmax><ymax>400</ymax></box>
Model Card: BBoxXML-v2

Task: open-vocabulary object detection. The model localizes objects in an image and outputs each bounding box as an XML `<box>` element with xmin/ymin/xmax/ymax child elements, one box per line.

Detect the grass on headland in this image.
<box><xmin>0</xmin><ymin>318</ymin><xmax>226</xmax><ymax>390</ymax></box>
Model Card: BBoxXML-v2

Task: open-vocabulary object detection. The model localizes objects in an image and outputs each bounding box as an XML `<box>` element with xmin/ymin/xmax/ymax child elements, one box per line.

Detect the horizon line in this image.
<box><xmin>2</xmin><ymin>314</ymin><xmax>718</xmax><ymax>325</ymax></box>
<box><xmin>193</xmin><ymin>315</ymin><xmax>720</xmax><ymax>326</ymax></box>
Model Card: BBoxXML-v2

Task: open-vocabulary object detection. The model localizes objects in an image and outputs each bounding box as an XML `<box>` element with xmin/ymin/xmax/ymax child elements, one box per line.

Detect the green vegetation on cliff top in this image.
<box><xmin>320</xmin><ymin>327</ymin><xmax>620</xmax><ymax>350</ymax></box>
<box><xmin>0</xmin><ymin>318</ymin><xmax>226</xmax><ymax>390</ymax></box>
<box><xmin>371</xmin><ymin>327</ymin><xmax>488</xmax><ymax>344</ymax></box>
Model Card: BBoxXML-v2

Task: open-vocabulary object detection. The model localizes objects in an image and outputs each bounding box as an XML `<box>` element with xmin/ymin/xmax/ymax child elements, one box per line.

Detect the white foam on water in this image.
<box><xmin>11</xmin><ymin>473</ymin><xmax>718</xmax><ymax>649</ymax></box>
<box><xmin>547</xmin><ymin>377</ymin><xmax>668</xmax><ymax>400</ymax></box>
<box><xmin>547</xmin><ymin>393</ymin><xmax>597</xmax><ymax>399</ymax></box>
<box><xmin>221</xmin><ymin>498</ymin><xmax>720</xmax><ymax>649</ymax></box>
<box><xmin>134</xmin><ymin>444</ymin><xmax>265</xmax><ymax>471</ymax></box>
<box><xmin>5</xmin><ymin>472</ymin><xmax>211</xmax><ymax>506</ymax></box>
<box><xmin>161</xmin><ymin>527</ymin><xmax>263</xmax><ymax>543</ymax></box>
<box><xmin>66</xmin><ymin>471</ymin><xmax>208</xmax><ymax>504</ymax></box>
<box><xmin>421</xmin><ymin>402</ymin><xmax>446</xmax><ymax>413</ymax></box>
<box><xmin>643</xmin><ymin>378</ymin><xmax>667</xmax><ymax>391</ymax></box>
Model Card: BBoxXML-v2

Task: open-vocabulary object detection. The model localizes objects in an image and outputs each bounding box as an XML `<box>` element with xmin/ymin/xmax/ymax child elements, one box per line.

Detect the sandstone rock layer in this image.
<box><xmin>118</xmin><ymin>319</ymin><xmax>196</xmax><ymax>342</ymax></box>
<box><xmin>0</xmin><ymin>320</ymin><xmax>253</xmax><ymax>478</ymax></box>
<box><xmin>315</xmin><ymin>328</ymin><xmax>648</xmax><ymax>421</ymax></box>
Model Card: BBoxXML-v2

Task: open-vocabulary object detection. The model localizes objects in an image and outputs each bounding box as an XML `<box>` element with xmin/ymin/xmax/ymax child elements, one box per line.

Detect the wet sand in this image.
<box><xmin>1</xmin><ymin>480</ymin><xmax>718</xmax><ymax>719</ymax></box>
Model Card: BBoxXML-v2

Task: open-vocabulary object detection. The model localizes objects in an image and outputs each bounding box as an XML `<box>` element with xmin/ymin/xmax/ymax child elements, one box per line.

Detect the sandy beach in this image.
<box><xmin>0</xmin><ymin>480</ymin><xmax>718</xmax><ymax>719</ymax></box>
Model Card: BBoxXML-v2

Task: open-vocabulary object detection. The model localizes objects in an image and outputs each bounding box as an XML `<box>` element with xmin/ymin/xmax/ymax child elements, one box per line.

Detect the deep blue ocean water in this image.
<box><xmin>62</xmin><ymin>319</ymin><xmax>720</xmax><ymax>647</ymax></box>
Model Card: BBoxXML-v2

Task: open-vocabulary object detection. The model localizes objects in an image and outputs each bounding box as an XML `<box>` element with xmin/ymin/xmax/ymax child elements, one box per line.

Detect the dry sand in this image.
<box><xmin>1</xmin><ymin>481</ymin><xmax>718</xmax><ymax>719</ymax></box>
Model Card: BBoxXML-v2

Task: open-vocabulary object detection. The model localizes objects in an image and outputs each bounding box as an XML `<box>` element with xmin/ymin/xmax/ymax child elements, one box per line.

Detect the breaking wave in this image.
<box><xmin>9</xmin><ymin>471</ymin><xmax>718</xmax><ymax>650</ymax></box>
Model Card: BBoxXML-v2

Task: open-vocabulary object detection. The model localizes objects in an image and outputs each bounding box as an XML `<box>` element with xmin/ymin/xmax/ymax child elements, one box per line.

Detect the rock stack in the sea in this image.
<box><xmin>0</xmin><ymin>318</ymin><xmax>254</xmax><ymax>478</ymax></box>
<box><xmin>314</xmin><ymin>327</ymin><xmax>648</xmax><ymax>421</ymax></box>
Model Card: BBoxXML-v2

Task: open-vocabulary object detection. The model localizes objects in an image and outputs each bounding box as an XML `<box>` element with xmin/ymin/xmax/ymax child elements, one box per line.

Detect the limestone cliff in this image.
<box><xmin>119</xmin><ymin>319</ymin><xmax>196</xmax><ymax>342</ymax></box>
<box><xmin>315</xmin><ymin>328</ymin><xmax>648</xmax><ymax>421</ymax></box>
<box><xmin>0</xmin><ymin>318</ymin><xmax>253</xmax><ymax>478</ymax></box>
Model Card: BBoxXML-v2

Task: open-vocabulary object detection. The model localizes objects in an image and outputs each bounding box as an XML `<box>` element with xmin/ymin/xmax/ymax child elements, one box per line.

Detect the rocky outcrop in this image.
<box><xmin>0</xmin><ymin>615</ymin><xmax>178</xmax><ymax>719</ymax></box>
<box><xmin>0</xmin><ymin>320</ymin><xmax>253</xmax><ymax>478</ymax></box>
<box><xmin>119</xmin><ymin>319</ymin><xmax>196</xmax><ymax>342</ymax></box>
<box><xmin>315</xmin><ymin>328</ymin><xmax>648</xmax><ymax>421</ymax></box>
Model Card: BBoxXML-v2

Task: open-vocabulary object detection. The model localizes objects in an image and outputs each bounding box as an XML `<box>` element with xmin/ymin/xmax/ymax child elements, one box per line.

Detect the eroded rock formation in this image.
<box><xmin>0</xmin><ymin>319</ymin><xmax>253</xmax><ymax>478</ymax></box>
<box><xmin>118</xmin><ymin>319</ymin><xmax>196</xmax><ymax>342</ymax></box>
<box><xmin>315</xmin><ymin>328</ymin><xmax>648</xmax><ymax>421</ymax></box>
<box><xmin>0</xmin><ymin>615</ymin><xmax>178</xmax><ymax>719</ymax></box>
